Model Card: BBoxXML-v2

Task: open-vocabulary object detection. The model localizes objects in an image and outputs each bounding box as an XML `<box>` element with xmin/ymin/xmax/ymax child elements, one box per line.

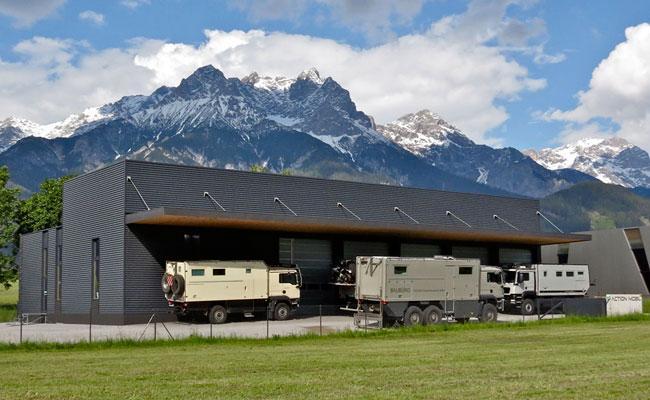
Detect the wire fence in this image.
<box><xmin>2</xmin><ymin>302</ymin><xmax>564</xmax><ymax>344</ymax></box>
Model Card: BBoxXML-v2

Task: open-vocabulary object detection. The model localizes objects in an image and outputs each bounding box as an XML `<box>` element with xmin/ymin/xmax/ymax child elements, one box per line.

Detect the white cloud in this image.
<box><xmin>0</xmin><ymin>0</ymin><xmax>546</xmax><ymax>145</ymax></box>
<box><xmin>545</xmin><ymin>23</ymin><xmax>650</xmax><ymax>150</ymax></box>
<box><xmin>0</xmin><ymin>0</ymin><xmax>65</xmax><ymax>27</ymax></box>
<box><xmin>121</xmin><ymin>0</ymin><xmax>150</xmax><ymax>9</ymax></box>
<box><xmin>79</xmin><ymin>10</ymin><xmax>105</xmax><ymax>26</ymax></box>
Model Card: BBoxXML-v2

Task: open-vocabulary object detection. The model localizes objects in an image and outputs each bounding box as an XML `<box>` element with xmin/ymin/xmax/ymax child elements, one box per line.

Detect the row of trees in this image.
<box><xmin>0</xmin><ymin>166</ymin><xmax>72</xmax><ymax>288</ymax></box>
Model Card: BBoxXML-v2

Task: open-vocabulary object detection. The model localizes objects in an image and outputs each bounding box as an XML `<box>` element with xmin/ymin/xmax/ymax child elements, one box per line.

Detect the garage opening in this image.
<box><xmin>400</xmin><ymin>243</ymin><xmax>441</xmax><ymax>257</ymax></box>
<box><xmin>624</xmin><ymin>228</ymin><xmax>650</xmax><ymax>291</ymax></box>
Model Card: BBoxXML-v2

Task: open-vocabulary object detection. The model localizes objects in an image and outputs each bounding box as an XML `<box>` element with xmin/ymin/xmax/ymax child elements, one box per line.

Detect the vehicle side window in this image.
<box><xmin>279</xmin><ymin>273</ymin><xmax>297</xmax><ymax>284</ymax></box>
<box><xmin>459</xmin><ymin>266</ymin><xmax>473</xmax><ymax>275</ymax></box>
<box><xmin>543</xmin><ymin>271</ymin><xmax>547</xmax><ymax>277</ymax></box>
<box><xmin>520</xmin><ymin>272</ymin><xmax>529</xmax><ymax>281</ymax></box>
<box><xmin>556</xmin><ymin>271</ymin><xmax>562</xmax><ymax>277</ymax></box>
<box><xmin>245</xmin><ymin>268</ymin><xmax>251</xmax><ymax>274</ymax></box>
<box><xmin>487</xmin><ymin>272</ymin><xmax>501</xmax><ymax>283</ymax></box>
<box><xmin>394</xmin><ymin>266</ymin><xmax>407</xmax><ymax>275</ymax></box>
<box><xmin>212</xmin><ymin>268</ymin><xmax>225</xmax><ymax>276</ymax></box>
<box><xmin>566</xmin><ymin>271</ymin><xmax>574</xmax><ymax>277</ymax></box>
<box><xmin>578</xmin><ymin>271</ymin><xmax>584</xmax><ymax>276</ymax></box>
<box><xmin>192</xmin><ymin>269</ymin><xmax>205</xmax><ymax>276</ymax></box>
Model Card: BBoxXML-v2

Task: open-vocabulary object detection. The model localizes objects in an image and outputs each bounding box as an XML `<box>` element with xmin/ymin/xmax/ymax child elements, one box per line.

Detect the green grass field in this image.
<box><xmin>644</xmin><ymin>297</ymin><xmax>650</xmax><ymax>313</ymax></box>
<box><xmin>1</xmin><ymin>317</ymin><xmax>649</xmax><ymax>399</ymax></box>
<box><xmin>0</xmin><ymin>284</ymin><xmax>17</xmax><ymax>323</ymax></box>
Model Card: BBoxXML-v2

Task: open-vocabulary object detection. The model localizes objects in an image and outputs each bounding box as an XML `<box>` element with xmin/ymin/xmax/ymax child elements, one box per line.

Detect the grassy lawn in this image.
<box><xmin>644</xmin><ymin>297</ymin><xmax>650</xmax><ymax>314</ymax></box>
<box><xmin>0</xmin><ymin>284</ymin><xmax>17</xmax><ymax>323</ymax></box>
<box><xmin>1</xmin><ymin>317</ymin><xmax>649</xmax><ymax>399</ymax></box>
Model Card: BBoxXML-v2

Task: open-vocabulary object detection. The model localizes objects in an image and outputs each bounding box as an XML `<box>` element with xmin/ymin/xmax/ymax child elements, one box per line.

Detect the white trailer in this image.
<box><xmin>502</xmin><ymin>264</ymin><xmax>590</xmax><ymax>314</ymax></box>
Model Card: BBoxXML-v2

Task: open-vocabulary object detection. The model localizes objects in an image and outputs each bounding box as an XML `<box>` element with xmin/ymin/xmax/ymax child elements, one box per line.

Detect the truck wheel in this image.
<box><xmin>403</xmin><ymin>306</ymin><xmax>423</xmax><ymax>326</ymax></box>
<box><xmin>209</xmin><ymin>305</ymin><xmax>228</xmax><ymax>324</ymax></box>
<box><xmin>422</xmin><ymin>305</ymin><xmax>443</xmax><ymax>325</ymax></box>
<box><xmin>479</xmin><ymin>303</ymin><xmax>498</xmax><ymax>323</ymax></box>
<box><xmin>274</xmin><ymin>302</ymin><xmax>291</xmax><ymax>321</ymax></box>
<box><xmin>521</xmin><ymin>299</ymin><xmax>536</xmax><ymax>315</ymax></box>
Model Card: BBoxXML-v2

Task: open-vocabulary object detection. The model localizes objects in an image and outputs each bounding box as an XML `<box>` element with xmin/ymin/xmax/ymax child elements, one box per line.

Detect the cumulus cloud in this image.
<box><xmin>121</xmin><ymin>0</ymin><xmax>150</xmax><ymax>9</ymax></box>
<box><xmin>232</xmin><ymin>0</ymin><xmax>425</xmax><ymax>42</ymax></box>
<box><xmin>545</xmin><ymin>23</ymin><xmax>650</xmax><ymax>149</ymax></box>
<box><xmin>79</xmin><ymin>10</ymin><xmax>105</xmax><ymax>26</ymax></box>
<box><xmin>0</xmin><ymin>0</ymin><xmax>546</xmax><ymax>145</ymax></box>
<box><xmin>0</xmin><ymin>0</ymin><xmax>65</xmax><ymax>27</ymax></box>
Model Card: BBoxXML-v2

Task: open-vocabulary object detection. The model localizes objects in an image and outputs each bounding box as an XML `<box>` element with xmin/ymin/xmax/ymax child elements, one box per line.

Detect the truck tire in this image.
<box><xmin>479</xmin><ymin>303</ymin><xmax>498</xmax><ymax>323</ymax></box>
<box><xmin>274</xmin><ymin>302</ymin><xmax>291</xmax><ymax>321</ymax></box>
<box><xmin>422</xmin><ymin>305</ymin><xmax>443</xmax><ymax>325</ymax></box>
<box><xmin>209</xmin><ymin>305</ymin><xmax>228</xmax><ymax>324</ymax></box>
<box><xmin>171</xmin><ymin>275</ymin><xmax>185</xmax><ymax>297</ymax></box>
<box><xmin>521</xmin><ymin>299</ymin><xmax>536</xmax><ymax>315</ymax></box>
<box><xmin>403</xmin><ymin>306</ymin><xmax>423</xmax><ymax>326</ymax></box>
<box><xmin>161</xmin><ymin>273</ymin><xmax>173</xmax><ymax>295</ymax></box>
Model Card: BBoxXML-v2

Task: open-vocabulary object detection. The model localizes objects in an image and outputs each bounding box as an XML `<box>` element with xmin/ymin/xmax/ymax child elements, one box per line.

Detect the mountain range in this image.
<box><xmin>1</xmin><ymin>65</ymin><xmax>649</xmax><ymax>208</ymax></box>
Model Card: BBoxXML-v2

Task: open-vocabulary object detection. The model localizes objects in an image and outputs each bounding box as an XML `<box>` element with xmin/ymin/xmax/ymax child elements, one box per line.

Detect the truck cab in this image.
<box><xmin>502</xmin><ymin>267</ymin><xmax>535</xmax><ymax>299</ymax></box>
<box><xmin>480</xmin><ymin>266</ymin><xmax>505</xmax><ymax>311</ymax></box>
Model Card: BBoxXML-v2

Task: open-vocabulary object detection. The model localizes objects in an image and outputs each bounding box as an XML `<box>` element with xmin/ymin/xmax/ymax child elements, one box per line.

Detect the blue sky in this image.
<box><xmin>0</xmin><ymin>0</ymin><xmax>648</xmax><ymax>151</ymax></box>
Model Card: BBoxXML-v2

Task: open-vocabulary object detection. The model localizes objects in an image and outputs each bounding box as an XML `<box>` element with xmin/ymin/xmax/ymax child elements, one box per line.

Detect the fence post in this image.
<box><xmin>19</xmin><ymin>314</ymin><xmax>23</xmax><ymax>344</ymax></box>
<box><xmin>319</xmin><ymin>304</ymin><xmax>322</xmax><ymax>336</ymax></box>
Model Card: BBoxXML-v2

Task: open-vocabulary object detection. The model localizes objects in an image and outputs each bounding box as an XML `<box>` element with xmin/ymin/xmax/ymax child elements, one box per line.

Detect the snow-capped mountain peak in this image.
<box><xmin>241</xmin><ymin>72</ymin><xmax>294</xmax><ymax>92</ymax></box>
<box><xmin>297</xmin><ymin>67</ymin><xmax>324</xmax><ymax>84</ymax></box>
<box><xmin>524</xmin><ymin>137</ymin><xmax>650</xmax><ymax>188</ymax></box>
<box><xmin>376</xmin><ymin>109</ymin><xmax>472</xmax><ymax>154</ymax></box>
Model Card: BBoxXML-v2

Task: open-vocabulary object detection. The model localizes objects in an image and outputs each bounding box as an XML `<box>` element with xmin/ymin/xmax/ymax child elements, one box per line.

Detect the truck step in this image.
<box><xmin>244</xmin><ymin>313</ymin><xmax>255</xmax><ymax>318</ymax></box>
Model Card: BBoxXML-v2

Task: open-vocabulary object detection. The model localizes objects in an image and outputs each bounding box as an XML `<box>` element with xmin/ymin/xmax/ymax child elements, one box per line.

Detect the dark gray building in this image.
<box><xmin>542</xmin><ymin>227</ymin><xmax>650</xmax><ymax>296</ymax></box>
<box><xmin>18</xmin><ymin>160</ymin><xmax>589</xmax><ymax>324</ymax></box>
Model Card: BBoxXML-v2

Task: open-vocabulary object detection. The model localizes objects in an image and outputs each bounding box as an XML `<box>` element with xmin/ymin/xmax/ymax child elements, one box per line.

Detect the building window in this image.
<box><xmin>394</xmin><ymin>266</ymin><xmax>407</xmax><ymax>275</ymax></box>
<box><xmin>55</xmin><ymin>228</ymin><xmax>62</xmax><ymax>302</ymax></box>
<box><xmin>212</xmin><ymin>268</ymin><xmax>225</xmax><ymax>276</ymax></box>
<box><xmin>192</xmin><ymin>269</ymin><xmax>206</xmax><ymax>276</ymax></box>
<box><xmin>91</xmin><ymin>239</ymin><xmax>100</xmax><ymax>300</ymax></box>
<box><xmin>459</xmin><ymin>266</ymin><xmax>473</xmax><ymax>275</ymax></box>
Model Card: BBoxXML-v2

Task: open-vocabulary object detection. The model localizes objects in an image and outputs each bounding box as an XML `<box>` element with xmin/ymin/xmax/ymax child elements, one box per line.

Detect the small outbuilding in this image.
<box><xmin>18</xmin><ymin>160</ymin><xmax>589</xmax><ymax>324</ymax></box>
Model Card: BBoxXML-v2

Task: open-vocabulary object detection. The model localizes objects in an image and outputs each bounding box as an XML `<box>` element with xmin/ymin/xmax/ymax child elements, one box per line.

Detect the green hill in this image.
<box><xmin>541</xmin><ymin>181</ymin><xmax>650</xmax><ymax>233</ymax></box>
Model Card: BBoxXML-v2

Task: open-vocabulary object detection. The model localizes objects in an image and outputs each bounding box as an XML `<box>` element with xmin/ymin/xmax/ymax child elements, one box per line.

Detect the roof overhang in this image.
<box><xmin>125</xmin><ymin>207</ymin><xmax>590</xmax><ymax>246</ymax></box>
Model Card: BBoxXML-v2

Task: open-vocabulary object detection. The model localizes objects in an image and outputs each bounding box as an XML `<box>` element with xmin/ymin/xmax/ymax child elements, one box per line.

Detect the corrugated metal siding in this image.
<box><xmin>400</xmin><ymin>243</ymin><xmax>442</xmax><ymax>257</ymax></box>
<box><xmin>46</xmin><ymin>229</ymin><xmax>57</xmax><ymax>314</ymax></box>
<box><xmin>18</xmin><ymin>231</ymin><xmax>43</xmax><ymax>314</ymax></box>
<box><xmin>124</xmin><ymin>160</ymin><xmax>541</xmax><ymax>233</ymax></box>
<box><xmin>499</xmin><ymin>248</ymin><xmax>533</xmax><ymax>265</ymax></box>
<box><xmin>62</xmin><ymin>162</ymin><xmax>125</xmax><ymax>316</ymax></box>
<box><xmin>123</xmin><ymin>226</ymin><xmax>169</xmax><ymax>313</ymax></box>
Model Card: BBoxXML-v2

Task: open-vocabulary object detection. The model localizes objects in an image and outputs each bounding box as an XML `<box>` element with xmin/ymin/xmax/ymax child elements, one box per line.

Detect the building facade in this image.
<box><xmin>19</xmin><ymin>160</ymin><xmax>588</xmax><ymax>324</ymax></box>
<box><xmin>542</xmin><ymin>227</ymin><xmax>650</xmax><ymax>296</ymax></box>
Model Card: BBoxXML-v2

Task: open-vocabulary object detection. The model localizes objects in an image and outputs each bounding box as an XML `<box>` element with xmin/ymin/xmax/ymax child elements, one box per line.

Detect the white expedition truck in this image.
<box><xmin>354</xmin><ymin>256</ymin><xmax>504</xmax><ymax>327</ymax></box>
<box><xmin>502</xmin><ymin>264</ymin><xmax>590</xmax><ymax>315</ymax></box>
<box><xmin>162</xmin><ymin>260</ymin><xmax>301</xmax><ymax>324</ymax></box>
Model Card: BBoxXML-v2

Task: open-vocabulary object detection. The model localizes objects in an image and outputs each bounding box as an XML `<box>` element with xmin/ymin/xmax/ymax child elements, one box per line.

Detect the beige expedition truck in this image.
<box><xmin>354</xmin><ymin>256</ymin><xmax>503</xmax><ymax>327</ymax></box>
<box><xmin>162</xmin><ymin>260</ymin><xmax>301</xmax><ymax>324</ymax></box>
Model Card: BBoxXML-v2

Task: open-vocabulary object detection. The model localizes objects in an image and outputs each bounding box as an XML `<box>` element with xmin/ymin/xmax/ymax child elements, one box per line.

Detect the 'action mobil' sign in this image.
<box><xmin>606</xmin><ymin>294</ymin><xmax>643</xmax><ymax>316</ymax></box>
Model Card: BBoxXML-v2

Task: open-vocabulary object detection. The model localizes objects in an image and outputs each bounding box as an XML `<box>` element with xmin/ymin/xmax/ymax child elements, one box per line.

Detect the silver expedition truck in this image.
<box><xmin>354</xmin><ymin>256</ymin><xmax>504</xmax><ymax>326</ymax></box>
<box><xmin>502</xmin><ymin>264</ymin><xmax>590</xmax><ymax>314</ymax></box>
<box><xmin>162</xmin><ymin>260</ymin><xmax>301</xmax><ymax>324</ymax></box>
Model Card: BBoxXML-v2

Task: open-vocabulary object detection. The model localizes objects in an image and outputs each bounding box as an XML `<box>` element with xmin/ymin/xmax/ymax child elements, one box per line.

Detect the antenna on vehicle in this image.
<box><xmin>204</xmin><ymin>191</ymin><xmax>226</xmax><ymax>212</ymax></box>
<box><xmin>394</xmin><ymin>207</ymin><xmax>419</xmax><ymax>224</ymax></box>
<box><xmin>536</xmin><ymin>211</ymin><xmax>563</xmax><ymax>233</ymax></box>
<box><xmin>126</xmin><ymin>176</ymin><xmax>150</xmax><ymax>211</ymax></box>
<box><xmin>493</xmin><ymin>214</ymin><xmax>519</xmax><ymax>231</ymax></box>
<box><xmin>446</xmin><ymin>210</ymin><xmax>472</xmax><ymax>228</ymax></box>
<box><xmin>337</xmin><ymin>202</ymin><xmax>361</xmax><ymax>220</ymax></box>
<box><xmin>274</xmin><ymin>197</ymin><xmax>297</xmax><ymax>216</ymax></box>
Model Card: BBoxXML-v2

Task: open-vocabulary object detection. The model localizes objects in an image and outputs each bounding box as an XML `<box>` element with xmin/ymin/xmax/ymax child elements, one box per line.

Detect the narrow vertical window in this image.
<box><xmin>92</xmin><ymin>238</ymin><xmax>100</xmax><ymax>300</ymax></box>
<box><xmin>55</xmin><ymin>228</ymin><xmax>62</xmax><ymax>302</ymax></box>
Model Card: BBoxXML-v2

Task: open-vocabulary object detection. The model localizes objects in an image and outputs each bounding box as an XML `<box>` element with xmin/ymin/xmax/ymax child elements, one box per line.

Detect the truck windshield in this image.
<box><xmin>279</xmin><ymin>273</ymin><xmax>298</xmax><ymax>285</ymax></box>
<box><xmin>504</xmin><ymin>270</ymin><xmax>517</xmax><ymax>283</ymax></box>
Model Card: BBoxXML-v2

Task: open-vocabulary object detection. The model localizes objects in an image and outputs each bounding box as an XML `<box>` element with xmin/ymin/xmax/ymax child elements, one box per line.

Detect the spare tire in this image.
<box><xmin>171</xmin><ymin>275</ymin><xmax>185</xmax><ymax>297</ymax></box>
<box><xmin>161</xmin><ymin>273</ymin><xmax>173</xmax><ymax>294</ymax></box>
